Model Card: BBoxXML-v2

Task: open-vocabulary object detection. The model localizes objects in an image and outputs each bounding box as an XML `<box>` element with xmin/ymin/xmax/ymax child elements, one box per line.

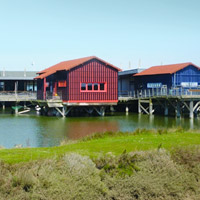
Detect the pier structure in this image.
<box><xmin>118</xmin><ymin>88</ymin><xmax>200</xmax><ymax>118</ymax></box>
<box><xmin>0</xmin><ymin>91</ymin><xmax>37</xmax><ymax>114</ymax></box>
<box><xmin>0</xmin><ymin>70</ymin><xmax>38</xmax><ymax>114</ymax></box>
<box><xmin>32</xmin><ymin>95</ymin><xmax>114</xmax><ymax>117</ymax></box>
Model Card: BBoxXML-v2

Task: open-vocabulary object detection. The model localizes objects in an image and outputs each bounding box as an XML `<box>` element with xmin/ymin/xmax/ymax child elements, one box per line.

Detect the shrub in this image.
<box><xmin>103</xmin><ymin>149</ymin><xmax>200</xmax><ymax>200</ymax></box>
<box><xmin>94</xmin><ymin>150</ymin><xmax>139</xmax><ymax>177</ymax></box>
<box><xmin>0</xmin><ymin>148</ymin><xmax>200</xmax><ymax>199</ymax></box>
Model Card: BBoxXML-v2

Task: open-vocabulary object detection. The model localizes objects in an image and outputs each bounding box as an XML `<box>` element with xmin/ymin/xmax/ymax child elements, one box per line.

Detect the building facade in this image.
<box><xmin>118</xmin><ymin>69</ymin><xmax>144</xmax><ymax>96</ymax></box>
<box><xmin>134</xmin><ymin>63</ymin><xmax>200</xmax><ymax>91</ymax></box>
<box><xmin>35</xmin><ymin>56</ymin><xmax>121</xmax><ymax>104</ymax></box>
<box><xmin>0</xmin><ymin>71</ymin><xmax>37</xmax><ymax>92</ymax></box>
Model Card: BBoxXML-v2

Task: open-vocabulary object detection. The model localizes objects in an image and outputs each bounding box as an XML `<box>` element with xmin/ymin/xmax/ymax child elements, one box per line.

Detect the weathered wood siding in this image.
<box><xmin>67</xmin><ymin>59</ymin><xmax>118</xmax><ymax>102</ymax></box>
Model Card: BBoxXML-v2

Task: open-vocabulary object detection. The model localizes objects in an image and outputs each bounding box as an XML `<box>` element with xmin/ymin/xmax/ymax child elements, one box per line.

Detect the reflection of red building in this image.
<box><xmin>35</xmin><ymin>56</ymin><xmax>121</xmax><ymax>105</ymax></box>
<box><xmin>67</xmin><ymin>120</ymin><xmax>119</xmax><ymax>140</ymax></box>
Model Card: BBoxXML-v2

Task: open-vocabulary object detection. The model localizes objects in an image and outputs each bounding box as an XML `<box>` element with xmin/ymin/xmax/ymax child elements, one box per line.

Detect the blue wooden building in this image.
<box><xmin>134</xmin><ymin>62</ymin><xmax>200</xmax><ymax>91</ymax></box>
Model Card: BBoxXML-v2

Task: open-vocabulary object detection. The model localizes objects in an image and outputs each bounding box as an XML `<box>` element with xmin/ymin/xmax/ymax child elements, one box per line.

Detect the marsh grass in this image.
<box><xmin>0</xmin><ymin>128</ymin><xmax>199</xmax><ymax>199</ymax></box>
<box><xmin>0</xmin><ymin>147</ymin><xmax>200</xmax><ymax>199</ymax></box>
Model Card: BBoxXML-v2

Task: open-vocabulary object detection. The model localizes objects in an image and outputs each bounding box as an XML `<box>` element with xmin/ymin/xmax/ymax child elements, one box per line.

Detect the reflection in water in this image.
<box><xmin>164</xmin><ymin>117</ymin><xmax>168</xmax><ymax>126</ymax></box>
<box><xmin>190</xmin><ymin>118</ymin><xmax>194</xmax><ymax>129</ymax></box>
<box><xmin>0</xmin><ymin>111</ymin><xmax>200</xmax><ymax>148</ymax></box>
<box><xmin>149</xmin><ymin>115</ymin><xmax>154</xmax><ymax>129</ymax></box>
<box><xmin>67</xmin><ymin>121</ymin><xmax>119</xmax><ymax>139</ymax></box>
<box><xmin>176</xmin><ymin>118</ymin><xmax>181</xmax><ymax>127</ymax></box>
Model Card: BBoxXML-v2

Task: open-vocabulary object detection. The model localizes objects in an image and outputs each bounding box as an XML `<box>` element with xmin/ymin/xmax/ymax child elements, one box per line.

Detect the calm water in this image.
<box><xmin>0</xmin><ymin>110</ymin><xmax>200</xmax><ymax>148</ymax></box>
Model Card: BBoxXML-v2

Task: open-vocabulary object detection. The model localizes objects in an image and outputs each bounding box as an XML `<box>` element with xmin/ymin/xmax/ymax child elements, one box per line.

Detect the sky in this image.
<box><xmin>0</xmin><ymin>0</ymin><xmax>200</xmax><ymax>71</ymax></box>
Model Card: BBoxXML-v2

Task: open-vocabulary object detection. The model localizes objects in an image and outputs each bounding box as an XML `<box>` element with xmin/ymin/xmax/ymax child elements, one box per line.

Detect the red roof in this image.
<box><xmin>35</xmin><ymin>56</ymin><xmax>121</xmax><ymax>79</ymax></box>
<box><xmin>134</xmin><ymin>62</ymin><xmax>200</xmax><ymax>76</ymax></box>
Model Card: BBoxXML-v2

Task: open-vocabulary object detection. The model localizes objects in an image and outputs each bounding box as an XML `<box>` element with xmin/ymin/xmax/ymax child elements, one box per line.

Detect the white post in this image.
<box><xmin>126</xmin><ymin>106</ymin><xmax>129</xmax><ymax>115</ymax></box>
<box><xmin>62</xmin><ymin>106</ymin><xmax>66</xmax><ymax>118</ymax></box>
<box><xmin>164</xmin><ymin>101</ymin><xmax>168</xmax><ymax>116</ymax></box>
<box><xmin>189</xmin><ymin>101</ymin><xmax>194</xmax><ymax>119</ymax></box>
<box><xmin>149</xmin><ymin>99</ymin><xmax>153</xmax><ymax>115</ymax></box>
<box><xmin>2</xmin><ymin>102</ymin><xmax>5</xmax><ymax>110</ymax></box>
<box><xmin>138</xmin><ymin>99</ymin><xmax>141</xmax><ymax>114</ymax></box>
<box><xmin>176</xmin><ymin>101</ymin><xmax>181</xmax><ymax>118</ymax></box>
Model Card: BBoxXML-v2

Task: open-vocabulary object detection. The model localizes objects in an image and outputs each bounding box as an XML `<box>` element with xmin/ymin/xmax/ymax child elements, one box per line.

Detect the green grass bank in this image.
<box><xmin>0</xmin><ymin>128</ymin><xmax>200</xmax><ymax>164</ymax></box>
<box><xmin>0</xmin><ymin>129</ymin><xmax>200</xmax><ymax>199</ymax></box>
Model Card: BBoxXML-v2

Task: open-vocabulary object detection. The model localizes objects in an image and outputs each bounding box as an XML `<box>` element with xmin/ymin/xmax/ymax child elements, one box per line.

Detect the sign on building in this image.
<box><xmin>181</xmin><ymin>82</ymin><xmax>198</xmax><ymax>88</ymax></box>
<box><xmin>147</xmin><ymin>83</ymin><xmax>162</xmax><ymax>88</ymax></box>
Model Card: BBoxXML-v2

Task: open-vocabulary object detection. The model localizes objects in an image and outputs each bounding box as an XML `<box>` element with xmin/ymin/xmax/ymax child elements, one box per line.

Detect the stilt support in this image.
<box><xmin>55</xmin><ymin>107</ymin><xmax>65</xmax><ymax>117</ymax></box>
<box><xmin>138</xmin><ymin>99</ymin><xmax>141</xmax><ymax>114</ymax></box>
<box><xmin>164</xmin><ymin>101</ymin><xmax>168</xmax><ymax>116</ymax></box>
<box><xmin>15</xmin><ymin>105</ymin><xmax>18</xmax><ymax>114</ymax></box>
<box><xmin>189</xmin><ymin>101</ymin><xmax>194</xmax><ymax>119</ymax></box>
<box><xmin>2</xmin><ymin>102</ymin><xmax>5</xmax><ymax>110</ymax></box>
<box><xmin>126</xmin><ymin>106</ymin><xmax>129</xmax><ymax>114</ymax></box>
<box><xmin>176</xmin><ymin>101</ymin><xmax>181</xmax><ymax>118</ymax></box>
<box><xmin>84</xmin><ymin>107</ymin><xmax>94</xmax><ymax>114</ymax></box>
<box><xmin>149</xmin><ymin>99</ymin><xmax>153</xmax><ymax>115</ymax></box>
<box><xmin>94</xmin><ymin>106</ymin><xmax>105</xmax><ymax>116</ymax></box>
<box><xmin>110</xmin><ymin>106</ymin><xmax>115</xmax><ymax>112</ymax></box>
<box><xmin>100</xmin><ymin>106</ymin><xmax>105</xmax><ymax>116</ymax></box>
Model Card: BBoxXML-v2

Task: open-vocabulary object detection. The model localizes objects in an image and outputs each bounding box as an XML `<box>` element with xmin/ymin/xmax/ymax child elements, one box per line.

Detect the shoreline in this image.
<box><xmin>0</xmin><ymin>129</ymin><xmax>200</xmax><ymax>164</ymax></box>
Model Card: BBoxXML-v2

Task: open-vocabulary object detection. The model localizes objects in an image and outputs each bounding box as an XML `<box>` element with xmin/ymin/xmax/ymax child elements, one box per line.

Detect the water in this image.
<box><xmin>0</xmin><ymin>110</ymin><xmax>200</xmax><ymax>148</ymax></box>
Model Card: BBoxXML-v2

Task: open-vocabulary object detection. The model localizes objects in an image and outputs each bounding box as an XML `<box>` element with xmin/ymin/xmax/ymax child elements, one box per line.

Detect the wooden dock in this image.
<box><xmin>118</xmin><ymin>88</ymin><xmax>200</xmax><ymax>118</ymax></box>
<box><xmin>0</xmin><ymin>91</ymin><xmax>37</xmax><ymax>102</ymax></box>
<box><xmin>0</xmin><ymin>91</ymin><xmax>37</xmax><ymax>112</ymax></box>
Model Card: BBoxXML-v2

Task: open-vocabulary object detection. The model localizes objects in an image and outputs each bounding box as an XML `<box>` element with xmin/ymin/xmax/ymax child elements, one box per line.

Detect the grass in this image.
<box><xmin>0</xmin><ymin>130</ymin><xmax>200</xmax><ymax>199</ymax></box>
<box><xmin>0</xmin><ymin>129</ymin><xmax>200</xmax><ymax>164</ymax></box>
<box><xmin>1</xmin><ymin>147</ymin><xmax>200</xmax><ymax>199</ymax></box>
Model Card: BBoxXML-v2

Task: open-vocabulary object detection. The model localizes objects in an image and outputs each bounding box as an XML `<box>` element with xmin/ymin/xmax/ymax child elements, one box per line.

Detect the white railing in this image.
<box><xmin>0</xmin><ymin>91</ymin><xmax>37</xmax><ymax>101</ymax></box>
<box><xmin>118</xmin><ymin>88</ymin><xmax>200</xmax><ymax>99</ymax></box>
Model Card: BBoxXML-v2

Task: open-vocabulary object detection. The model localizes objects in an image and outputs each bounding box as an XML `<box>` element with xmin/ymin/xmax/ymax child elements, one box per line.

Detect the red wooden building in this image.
<box><xmin>35</xmin><ymin>56</ymin><xmax>121</xmax><ymax>108</ymax></box>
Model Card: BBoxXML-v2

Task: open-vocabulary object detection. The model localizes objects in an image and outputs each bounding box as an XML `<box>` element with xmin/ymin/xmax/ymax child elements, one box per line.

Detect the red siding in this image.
<box><xmin>66</xmin><ymin>60</ymin><xmax>118</xmax><ymax>103</ymax></box>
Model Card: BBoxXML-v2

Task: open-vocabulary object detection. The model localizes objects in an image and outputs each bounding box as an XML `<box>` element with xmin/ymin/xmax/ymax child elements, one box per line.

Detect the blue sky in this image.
<box><xmin>0</xmin><ymin>0</ymin><xmax>200</xmax><ymax>71</ymax></box>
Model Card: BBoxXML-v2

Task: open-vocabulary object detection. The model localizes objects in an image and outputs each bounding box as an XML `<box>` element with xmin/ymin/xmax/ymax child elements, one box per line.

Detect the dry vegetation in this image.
<box><xmin>0</xmin><ymin>146</ymin><xmax>200</xmax><ymax>200</ymax></box>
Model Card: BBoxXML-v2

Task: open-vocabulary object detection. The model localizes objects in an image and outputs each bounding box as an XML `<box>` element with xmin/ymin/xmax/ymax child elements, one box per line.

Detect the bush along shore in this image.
<box><xmin>0</xmin><ymin>129</ymin><xmax>200</xmax><ymax>199</ymax></box>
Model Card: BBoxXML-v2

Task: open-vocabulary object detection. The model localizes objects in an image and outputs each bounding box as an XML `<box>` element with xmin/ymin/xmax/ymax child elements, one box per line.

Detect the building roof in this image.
<box><xmin>0</xmin><ymin>71</ymin><xmax>38</xmax><ymax>80</ymax></box>
<box><xmin>35</xmin><ymin>56</ymin><xmax>121</xmax><ymax>79</ymax></box>
<box><xmin>134</xmin><ymin>62</ymin><xmax>200</xmax><ymax>76</ymax></box>
<box><xmin>118</xmin><ymin>68</ymin><xmax>145</xmax><ymax>76</ymax></box>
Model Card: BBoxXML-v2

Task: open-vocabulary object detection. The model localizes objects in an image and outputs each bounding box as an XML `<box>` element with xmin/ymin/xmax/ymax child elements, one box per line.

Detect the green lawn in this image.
<box><xmin>0</xmin><ymin>131</ymin><xmax>200</xmax><ymax>164</ymax></box>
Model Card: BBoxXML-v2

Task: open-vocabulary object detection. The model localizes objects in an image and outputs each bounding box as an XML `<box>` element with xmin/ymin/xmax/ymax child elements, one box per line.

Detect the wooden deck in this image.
<box><xmin>118</xmin><ymin>88</ymin><xmax>200</xmax><ymax>118</ymax></box>
<box><xmin>0</xmin><ymin>92</ymin><xmax>37</xmax><ymax>102</ymax></box>
<box><xmin>118</xmin><ymin>88</ymin><xmax>200</xmax><ymax>101</ymax></box>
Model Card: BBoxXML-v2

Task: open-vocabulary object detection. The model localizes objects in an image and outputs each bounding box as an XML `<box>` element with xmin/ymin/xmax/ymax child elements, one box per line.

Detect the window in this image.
<box><xmin>88</xmin><ymin>83</ymin><xmax>92</xmax><ymax>90</ymax></box>
<box><xmin>100</xmin><ymin>83</ymin><xmax>105</xmax><ymax>91</ymax></box>
<box><xmin>94</xmin><ymin>83</ymin><xmax>98</xmax><ymax>90</ymax></box>
<box><xmin>0</xmin><ymin>82</ymin><xmax>4</xmax><ymax>91</ymax></box>
<box><xmin>58</xmin><ymin>80</ymin><xmax>67</xmax><ymax>87</ymax></box>
<box><xmin>80</xmin><ymin>83</ymin><xmax>106</xmax><ymax>92</ymax></box>
<box><xmin>27</xmin><ymin>81</ymin><xmax>33</xmax><ymax>91</ymax></box>
<box><xmin>81</xmin><ymin>83</ymin><xmax>86</xmax><ymax>90</ymax></box>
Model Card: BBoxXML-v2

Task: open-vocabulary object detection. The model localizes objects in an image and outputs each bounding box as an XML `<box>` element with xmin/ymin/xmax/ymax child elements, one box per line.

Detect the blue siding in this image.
<box><xmin>134</xmin><ymin>65</ymin><xmax>200</xmax><ymax>90</ymax></box>
<box><xmin>172</xmin><ymin>65</ymin><xmax>200</xmax><ymax>87</ymax></box>
<box><xmin>135</xmin><ymin>74</ymin><xmax>172</xmax><ymax>90</ymax></box>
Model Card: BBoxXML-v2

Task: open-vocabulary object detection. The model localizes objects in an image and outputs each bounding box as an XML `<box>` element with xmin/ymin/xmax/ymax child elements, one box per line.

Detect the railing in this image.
<box><xmin>118</xmin><ymin>88</ymin><xmax>200</xmax><ymax>99</ymax></box>
<box><xmin>0</xmin><ymin>91</ymin><xmax>37</xmax><ymax>101</ymax></box>
<box><xmin>46</xmin><ymin>91</ymin><xmax>62</xmax><ymax>100</ymax></box>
